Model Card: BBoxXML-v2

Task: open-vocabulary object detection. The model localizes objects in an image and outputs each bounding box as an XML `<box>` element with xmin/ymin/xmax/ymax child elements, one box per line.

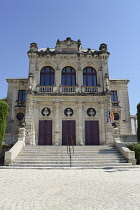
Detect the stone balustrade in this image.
<box><xmin>81</xmin><ymin>86</ymin><xmax>98</xmax><ymax>93</ymax></box>
<box><xmin>39</xmin><ymin>86</ymin><xmax>53</xmax><ymax>93</ymax></box>
<box><xmin>112</xmin><ymin>102</ymin><xmax>119</xmax><ymax>106</ymax></box>
<box><xmin>16</xmin><ymin>101</ymin><xmax>26</xmax><ymax>107</ymax></box>
<box><xmin>61</xmin><ymin>86</ymin><xmax>76</xmax><ymax>93</ymax></box>
<box><xmin>37</xmin><ymin>86</ymin><xmax>98</xmax><ymax>93</ymax></box>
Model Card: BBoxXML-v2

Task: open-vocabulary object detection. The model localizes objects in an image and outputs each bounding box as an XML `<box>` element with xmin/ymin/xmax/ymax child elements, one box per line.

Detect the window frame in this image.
<box><xmin>83</xmin><ymin>67</ymin><xmax>97</xmax><ymax>86</ymax></box>
<box><xmin>61</xmin><ymin>66</ymin><xmax>76</xmax><ymax>86</ymax></box>
<box><xmin>18</xmin><ymin>90</ymin><xmax>26</xmax><ymax>101</ymax></box>
<box><xmin>40</xmin><ymin>66</ymin><xmax>55</xmax><ymax>86</ymax></box>
<box><xmin>111</xmin><ymin>90</ymin><xmax>118</xmax><ymax>101</ymax></box>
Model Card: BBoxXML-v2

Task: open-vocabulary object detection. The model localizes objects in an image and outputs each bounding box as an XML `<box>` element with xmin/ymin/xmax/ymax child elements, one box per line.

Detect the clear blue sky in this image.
<box><xmin>0</xmin><ymin>0</ymin><xmax>139</xmax><ymax>115</ymax></box>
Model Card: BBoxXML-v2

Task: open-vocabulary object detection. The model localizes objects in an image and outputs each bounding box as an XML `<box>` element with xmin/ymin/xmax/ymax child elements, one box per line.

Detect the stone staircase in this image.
<box><xmin>9</xmin><ymin>145</ymin><xmax>133</xmax><ymax>168</ymax></box>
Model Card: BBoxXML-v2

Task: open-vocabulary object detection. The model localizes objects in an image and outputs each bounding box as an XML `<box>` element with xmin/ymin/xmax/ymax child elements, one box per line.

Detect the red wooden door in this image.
<box><xmin>62</xmin><ymin>120</ymin><xmax>76</xmax><ymax>145</ymax></box>
<box><xmin>85</xmin><ymin>121</ymin><xmax>99</xmax><ymax>145</ymax></box>
<box><xmin>38</xmin><ymin>120</ymin><xmax>52</xmax><ymax>145</ymax></box>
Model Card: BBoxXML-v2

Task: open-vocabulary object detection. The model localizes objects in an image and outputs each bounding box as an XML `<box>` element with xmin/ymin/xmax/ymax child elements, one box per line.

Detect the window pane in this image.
<box><xmin>61</xmin><ymin>67</ymin><xmax>76</xmax><ymax>86</ymax></box>
<box><xmin>88</xmin><ymin>75</ymin><xmax>92</xmax><ymax>86</ymax></box>
<box><xmin>83</xmin><ymin>67</ymin><xmax>97</xmax><ymax>86</ymax></box>
<box><xmin>93</xmin><ymin>75</ymin><xmax>97</xmax><ymax>86</ymax></box>
<box><xmin>40</xmin><ymin>66</ymin><xmax>54</xmax><ymax>86</ymax></box>
<box><xmin>83</xmin><ymin>75</ymin><xmax>86</xmax><ymax>85</ymax></box>
<box><xmin>111</xmin><ymin>91</ymin><xmax>118</xmax><ymax>101</ymax></box>
<box><xmin>18</xmin><ymin>90</ymin><xmax>26</xmax><ymax>101</ymax></box>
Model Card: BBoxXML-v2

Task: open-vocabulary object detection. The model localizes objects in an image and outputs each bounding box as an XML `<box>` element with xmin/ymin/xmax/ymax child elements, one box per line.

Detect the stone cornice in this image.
<box><xmin>6</xmin><ymin>78</ymin><xmax>28</xmax><ymax>84</ymax></box>
<box><xmin>109</xmin><ymin>79</ymin><xmax>129</xmax><ymax>84</ymax></box>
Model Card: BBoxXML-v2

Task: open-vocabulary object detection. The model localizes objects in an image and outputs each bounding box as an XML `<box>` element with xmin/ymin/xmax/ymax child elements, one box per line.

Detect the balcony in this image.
<box><xmin>38</xmin><ymin>86</ymin><xmax>53</xmax><ymax>93</ymax></box>
<box><xmin>15</xmin><ymin>101</ymin><xmax>26</xmax><ymax>107</ymax></box>
<box><xmin>111</xmin><ymin>102</ymin><xmax>120</xmax><ymax>107</ymax></box>
<box><xmin>81</xmin><ymin>86</ymin><xmax>98</xmax><ymax>93</ymax></box>
<box><xmin>60</xmin><ymin>86</ymin><xmax>76</xmax><ymax>93</ymax></box>
<box><xmin>37</xmin><ymin>85</ymin><xmax>98</xmax><ymax>94</ymax></box>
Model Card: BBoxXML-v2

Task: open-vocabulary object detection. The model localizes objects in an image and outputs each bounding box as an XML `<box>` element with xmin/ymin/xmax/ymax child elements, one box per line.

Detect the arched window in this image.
<box><xmin>40</xmin><ymin>66</ymin><xmax>54</xmax><ymax>86</ymax></box>
<box><xmin>61</xmin><ymin>66</ymin><xmax>76</xmax><ymax>86</ymax></box>
<box><xmin>83</xmin><ymin>67</ymin><xmax>97</xmax><ymax>86</ymax></box>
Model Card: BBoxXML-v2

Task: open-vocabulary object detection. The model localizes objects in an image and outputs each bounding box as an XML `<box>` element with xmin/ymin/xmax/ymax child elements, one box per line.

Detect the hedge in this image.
<box><xmin>137</xmin><ymin>103</ymin><xmax>140</xmax><ymax>142</ymax></box>
<box><xmin>129</xmin><ymin>144</ymin><xmax>140</xmax><ymax>164</ymax></box>
<box><xmin>0</xmin><ymin>100</ymin><xmax>8</xmax><ymax>151</ymax></box>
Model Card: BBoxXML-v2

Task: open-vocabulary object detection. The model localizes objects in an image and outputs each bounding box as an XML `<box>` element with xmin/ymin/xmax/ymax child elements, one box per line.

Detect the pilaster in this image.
<box><xmin>77</xmin><ymin>102</ymin><xmax>84</xmax><ymax>145</ymax></box>
<box><xmin>54</xmin><ymin>101</ymin><xmax>60</xmax><ymax>145</ymax></box>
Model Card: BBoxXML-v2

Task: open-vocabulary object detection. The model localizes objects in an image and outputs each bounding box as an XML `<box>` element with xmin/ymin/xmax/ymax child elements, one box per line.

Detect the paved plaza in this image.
<box><xmin>0</xmin><ymin>168</ymin><xmax>140</xmax><ymax>210</ymax></box>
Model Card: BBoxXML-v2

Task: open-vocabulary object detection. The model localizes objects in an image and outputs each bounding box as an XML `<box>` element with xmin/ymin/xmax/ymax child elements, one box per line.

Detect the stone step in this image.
<box><xmin>20</xmin><ymin>152</ymin><xmax>122</xmax><ymax>157</ymax></box>
<box><xmin>15</xmin><ymin>157</ymin><xmax>126</xmax><ymax>160</ymax></box>
<box><xmin>23</xmin><ymin>146</ymin><xmax>117</xmax><ymax>151</ymax></box>
<box><xmin>19</xmin><ymin>150</ymin><xmax>120</xmax><ymax>154</ymax></box>
<box><xmin>13</xmin><ymin>161</ymin><xmax>126</xmax><ymax>166</ymax></box>
<box><xmin>11</xmin><ymin>163</ymin><xmax>132</xmax><ymax>167</ymax></box>
<box><xmin>8</xmin><ymin>145</ymin><xmax>132</xmax><ymax>168</ymax></box>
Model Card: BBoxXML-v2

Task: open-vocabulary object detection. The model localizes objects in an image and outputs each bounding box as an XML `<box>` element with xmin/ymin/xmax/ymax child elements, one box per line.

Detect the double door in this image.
<box><xmin>85</xmin><ymin>121</ymin><xmax>99</xmax><ymax>145</ymax></box>
<box><xmin>38</xmin><ymin>120</ymin><xmax>52</xmax><ymax>145</ymax></box>
<box><xmin>38</xmin><ymin>120</ymin><xmax>99</xmax><ymax>145</ymax></box>
<box><xmin>62</xmin><ymin>120</ymin><xmax>76</xmax><ymax>145</ymax></box>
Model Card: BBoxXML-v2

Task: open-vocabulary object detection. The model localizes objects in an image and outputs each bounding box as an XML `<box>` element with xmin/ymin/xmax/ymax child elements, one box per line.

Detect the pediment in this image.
<box><xmin>55</xmin><ymin>37</ymin><xmax>82</xmax><ymax>52</ymax></box>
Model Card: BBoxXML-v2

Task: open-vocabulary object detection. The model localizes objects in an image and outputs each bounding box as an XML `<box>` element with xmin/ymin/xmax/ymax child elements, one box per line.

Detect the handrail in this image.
<box><xmin>67</xmin><ymin>136</ymin><xmax>74</xmax><ymax>167</ymax></box>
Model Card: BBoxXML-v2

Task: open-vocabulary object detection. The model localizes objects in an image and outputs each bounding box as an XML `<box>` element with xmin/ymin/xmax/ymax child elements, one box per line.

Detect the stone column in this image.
<box><xmin>104</xmin><ymin>96</ymin><xmax>114</xmax><ymax>144</ymax></box>
<box><xmin>55</xmin><ymin>67</ymin><xmax>61</xmax><ymax>92</ymax></box>
<box><xmin>54</xmin><ymin>101</ymin><xmax>60</xmax><ymax>145</ymax></box>
<box><xmin>77</xmin><ymin>67</ymin><xmax>82</xmax><ymax>92</ymax></box>
<box><xmin>99</xmin><ymin>103</ymin><xmax>106</xmax><ymax>145</ymax></box>
<box><xmin>77</xmin><ymin>102</ymin><xmax>84</xmax><ymax>145</ymax></box>
<box><xmin>25</xmin><ymin>93</ymin><xmax>34</xmax><ymax>145</ymax></box>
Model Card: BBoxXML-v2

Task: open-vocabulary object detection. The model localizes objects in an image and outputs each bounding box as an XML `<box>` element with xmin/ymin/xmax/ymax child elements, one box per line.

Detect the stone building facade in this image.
<box><xmin>4</xmin><ymin>38</ymin><xmax>132</xmax><ymax>146</ymax></box>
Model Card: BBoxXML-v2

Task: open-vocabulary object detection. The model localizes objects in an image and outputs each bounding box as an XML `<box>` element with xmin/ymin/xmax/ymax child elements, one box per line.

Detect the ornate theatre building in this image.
<box><xmin>5</xmin><ymin>38</ymin><xmax>132</xmax><ymax>146</ymax></box>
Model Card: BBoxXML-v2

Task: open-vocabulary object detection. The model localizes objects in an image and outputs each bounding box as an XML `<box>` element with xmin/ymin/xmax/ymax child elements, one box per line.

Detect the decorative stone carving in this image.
<box><xmin>87</xmin><ymin>108</ymin><xmax>96</xmax><ymax>117</ymax></box>
<box><xmin>99</xmin><ymin>43</ymin><xmax>108</xmax><ymax>52</ymax></box>
<box><xmin>64</xmin><ymin>108</ymin><xmax>73</xmax><ymax>116</ymax></box>
<box><xmin>42</xmin><ymin>107</ymin><xmax>51</xmax><ymax>116</ymax></box>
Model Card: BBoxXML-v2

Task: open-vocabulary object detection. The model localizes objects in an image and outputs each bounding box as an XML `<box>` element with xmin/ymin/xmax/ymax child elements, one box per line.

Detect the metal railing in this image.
<box><xmin>67</xmin><ymin>136</ymin><xmax>74</xmax><ymax>167</ymax></box>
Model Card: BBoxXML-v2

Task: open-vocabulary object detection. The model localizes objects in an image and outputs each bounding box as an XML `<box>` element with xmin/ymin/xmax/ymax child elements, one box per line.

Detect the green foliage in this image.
<box><xmin>0</xmin><ymin>98</ymin><xmax>7</xmax><ymax>102</ymax></box>
<box><xmin>0</xmin><ymin>100</ymin><xmax>8</xmax><ymax>151</ymax></box>
<box><xmin>137</xmin><ymin>103</ymin><xmax>140</xmax><ymax>142</ymax></box>
<box><xmin>129</xmin><ymin>143</ymin><xmax>140</xmax><ymax>164</ymax></box>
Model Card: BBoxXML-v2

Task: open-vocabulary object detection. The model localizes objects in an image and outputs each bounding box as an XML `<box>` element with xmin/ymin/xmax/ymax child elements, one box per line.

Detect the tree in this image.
<box><xmin>0</xmin><ymin>99</ymin><xmax>8</xmax><ymax>151</ymax></box>
<box><xmin>137</xmin><ymin>103</ymin><xmax>140</xmax><ymax>142</ymax></box>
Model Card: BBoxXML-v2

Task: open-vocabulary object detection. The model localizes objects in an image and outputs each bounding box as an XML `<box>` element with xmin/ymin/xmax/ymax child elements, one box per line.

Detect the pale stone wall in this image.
<box><xmin>131</xmin><ymin>115</ymin><xmax>137</xmax><ymax>135</ymax></box>
<box><xmin>110</xmin><ymin>79</ymin><xmax>132</xmax><ymax>136</ymax></box>
<box><xmin>4</xmin><ymin>38</ymin><xmax>131</xmax><ymax>146</ymax></box>
<box><xmin>4</xmin><ymin>79</ymin><xmax>27</xmax><ymax>145</ymax></box>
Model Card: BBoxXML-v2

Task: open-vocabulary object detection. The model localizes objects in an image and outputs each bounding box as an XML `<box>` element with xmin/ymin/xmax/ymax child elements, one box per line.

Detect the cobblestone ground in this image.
<box><xmin>0</xmin><ymin>168</ymin><xmax>140</xmax><ymax>210</ymax></box>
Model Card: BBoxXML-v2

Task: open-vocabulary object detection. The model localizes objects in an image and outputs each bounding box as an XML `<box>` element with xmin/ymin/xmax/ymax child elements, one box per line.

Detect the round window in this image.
<box><xmin>87</xmin><ymin>108</ymin><xmax>96</xmax><ymax>117</ymax></box>
<box><xmin>42</xmin><ymin>107</ymin><xmax>51</xmax><ymax>116</ymax></box>
<box><xmin>16</xmin><ymin>113</ymin><xmax>24</xmax><ymax>121</ymax></box>
<box><xmin>114</xmin><ymin>113</ymin><xmax>119</xmax><ymax>121</ymax></box>
<box><xmin>64</xmin><ymin>108</ymin><xmax>73</xmax><ymax>116</ymax></box>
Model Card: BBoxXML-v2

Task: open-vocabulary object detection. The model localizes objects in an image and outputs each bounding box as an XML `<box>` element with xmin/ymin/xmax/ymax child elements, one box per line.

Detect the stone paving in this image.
<box><xmin>0</xmin><ymin>168</ymin><xmax>140</xmax><ymax>210</ymax></box>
